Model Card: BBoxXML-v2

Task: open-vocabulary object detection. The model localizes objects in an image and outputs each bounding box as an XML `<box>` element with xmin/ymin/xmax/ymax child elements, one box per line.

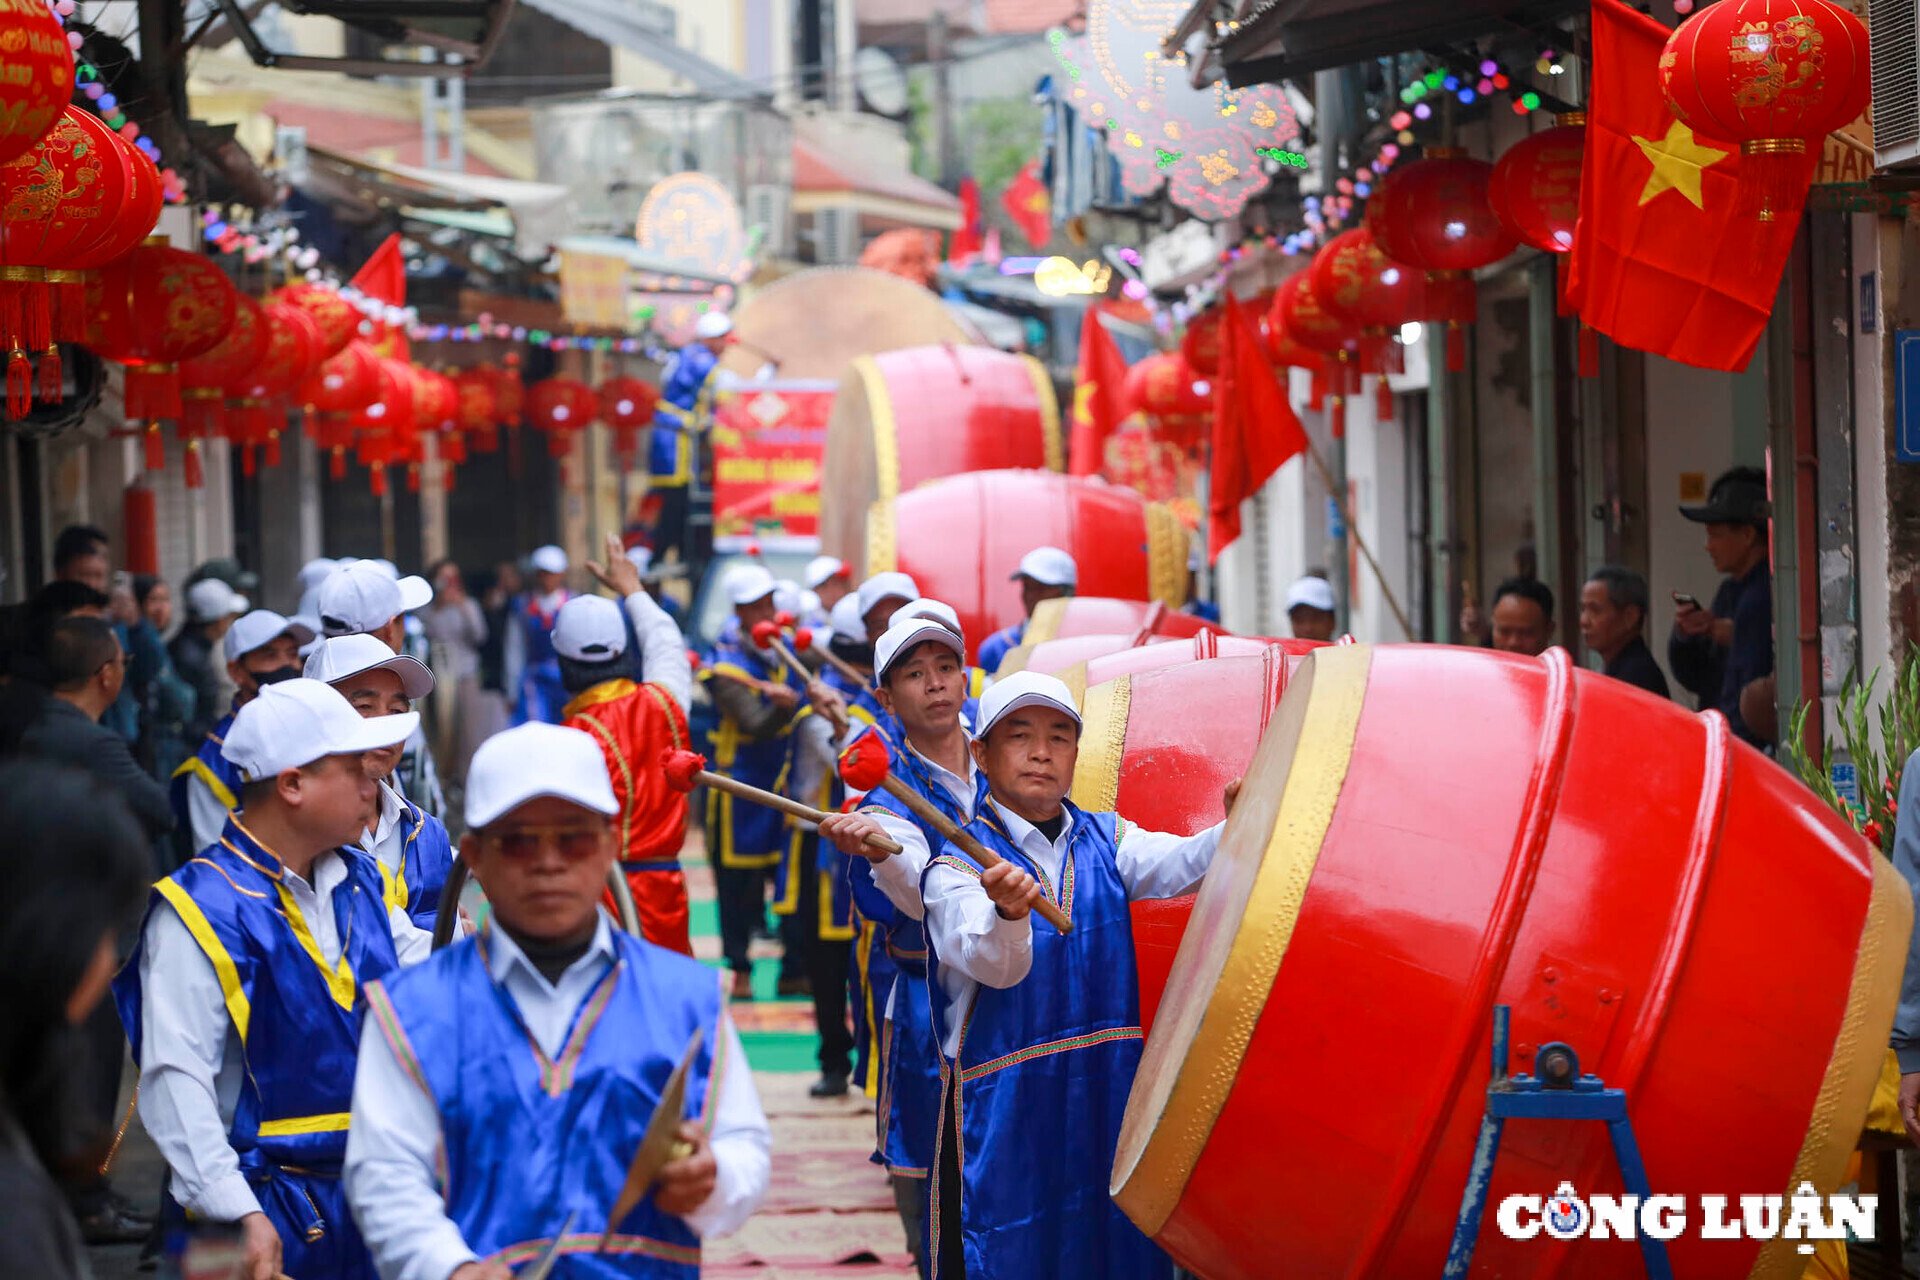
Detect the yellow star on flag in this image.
<box><xmin>1072</xmin><ymin>381</ymin><xmax>1097</xmax><ymax>426</ymax></box>
<box><xmin>1632</xmin><ymin>120</ymin><xmax>1730</xmax><ymax>210</ymax></box>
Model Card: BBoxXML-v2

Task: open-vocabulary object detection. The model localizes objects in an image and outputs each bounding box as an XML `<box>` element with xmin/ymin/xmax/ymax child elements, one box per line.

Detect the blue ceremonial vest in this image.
<box><xmin>378</xmin><ymin>798</ymin><xmax>455</xmax><ymax>931</ymax></box>
<box><xmin>853</xmin><ymin>751</ymin><xmax>983</xmax><ymax>1180</ymax></box>
<box><xmin>776</xmin><ymin>664</ymin><xmax>882</xmax><ymax>934</ymax></box>
<box><xmin>648</xmin><ymin>343</ymin><xmax>716</xmax><ymax>484</ymax></box>
<box><xmin>169</xmin><ymin>709</ymin><xmax>241</xmax><ymax>833</ymax></box>
<box><xmin>700</xmin><ymin>639</ymin><xmax>800</xmax><ymax>869</ymax></box>
<box><xmin>516</xmin><ymin>594</ymin><xmax>570</xmax><ymax>725</ymax></box>
<box><xmin>922</xmin><ymin>802</ymin><xmax>1167</xmax><ymax>1280</ymax></box>
<box><xmin>974</xmin><ymin>623</ymin><xmax>1025</xmax><ymax>678</ymax></box>
<box><xmin>365</xmin><ymin>928</ymin><xmax>723</xmax><ymax>1277</ymax></box>
<box><xmin>114</xmin><ymin>821</ymin><xmax>399</xmax><ymax>1176</ymax></box>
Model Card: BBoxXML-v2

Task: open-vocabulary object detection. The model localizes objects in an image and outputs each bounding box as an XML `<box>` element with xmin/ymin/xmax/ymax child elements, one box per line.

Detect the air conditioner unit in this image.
<box><xmin>1873</xmin><ymin>0</ymin><xmax>1919</xmax><ymax>168</ymax></box>
<box><xmin>813</xmin><ymin>205</ymin><xmax>857</xmax><ymax>265</ymax></box>
<box><xmin>746</xmin><ymin>184</ymin><xmax>789</xmax><ymax>256</ymax></box>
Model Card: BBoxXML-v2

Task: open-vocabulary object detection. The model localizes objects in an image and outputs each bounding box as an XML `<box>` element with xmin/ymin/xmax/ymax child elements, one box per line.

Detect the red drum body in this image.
<box><xmin>1114</xmin><ymin>644</ymin><xmax>1907</xmax><ymax>1280</ymax></box>
<box><xmin>995</xmin><ymin>597</ymin><xmax>1216</xmax><ymax>677</ymax></box>
<box><xmin>1074</xmin><ymin>632</ymin><xmax>1308</xmax><ymax>696</ymax></box>
<box><xmin>1070</xmin><ymin>645</ymin><xmax>1317</xmax><ymax>1031</ymax></box>
<box><xmin>864</xmin><ymin>470</ymin><xmax>1188</xmax><ymax>665</ymax></box>
<box><xmin>820</xmin><ymin>345</ymin><xmax>1061</xmax><ymax>562</ymax></box>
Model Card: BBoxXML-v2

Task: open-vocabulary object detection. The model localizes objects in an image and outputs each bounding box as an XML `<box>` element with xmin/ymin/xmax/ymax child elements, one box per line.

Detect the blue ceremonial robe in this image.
<box><xmin>169</xmin><ymin>709</ymin><xmax>240</xmax><ymax>832</ymax></box>
<box><xmin>700</xmin><ymin>639</ymin><xmax>801</xmax><ymax>870</ymax></box>
<box><xmin>974</xmin><ymin>622</ymin><xmax>1025</xmax><ymax>678</ymax></box>
<box><xmin>364</xmin><ymin>927</ymin><xmax>724</xmax><ymax>1277</ymax></box>
<box><xmin>379</xmin><ymin>797</ymin><xmax>455</xmax><ymax>932</ymax></box>
<box><xmin>514</xmin><ymin>592</ymin><xmax>571</xmax><ymax>725</ymax></box>
<box><xmin>113</xmin><ymin>819</ymin><xmax>399</xmax><ymax>1280</ymax></box>
<box><xmin>922</xmin><ymin>802</ymin><xmax>1168</xmax><ymax>1280</ymax></box>
<box><xmin>649</xmin><ymin>343</ymin><xmax>717</xmax><ymax>485</ymax></box>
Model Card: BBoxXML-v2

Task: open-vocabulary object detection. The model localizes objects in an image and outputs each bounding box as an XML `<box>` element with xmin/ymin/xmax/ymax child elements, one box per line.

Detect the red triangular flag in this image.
<box><xmin>1209</xmin><ymin>295</ymin><xmax>1308</xmax><ymax>563</ymax></box>
<box><xmin>950</xmin><ymin>177</ymin><xmax>984</xmax><ymax>264</ymax></box>
<box><xmin>1564</xmin><ymin>0</ymin><xmax>1811</xmax><ymax>372</ymax></box>
<box><xmin>1066</xmin><ymin>310</ymin><xmax>1130</xmax><ymax>477</ymax></box>
<box><xmin>1001</xmin><ymin>161</ymin><xmax>1052</xmax><ymax>248</ymax></box>
<box><xmin>350</xmin><ymin>233</ymin><xmax>407</xmax><ymax>309</ymax></box>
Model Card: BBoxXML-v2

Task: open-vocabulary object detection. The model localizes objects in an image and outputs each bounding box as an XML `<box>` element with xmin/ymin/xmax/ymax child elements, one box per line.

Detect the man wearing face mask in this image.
<box><xmin>168</xmin><ymin>610</ymin><xmax>316</xmax><ymax>856</ymax></box>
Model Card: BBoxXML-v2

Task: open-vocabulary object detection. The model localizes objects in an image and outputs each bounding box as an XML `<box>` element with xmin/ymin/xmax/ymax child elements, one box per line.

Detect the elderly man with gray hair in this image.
<box><xmin>1578</xmin><ymin>565</ymin><xmax>1669</xmax><ymax>699</ymax></box>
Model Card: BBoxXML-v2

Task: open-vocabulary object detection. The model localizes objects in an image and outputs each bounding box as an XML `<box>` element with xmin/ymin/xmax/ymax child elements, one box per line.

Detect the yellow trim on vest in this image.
<box><xmin>156</xmin><ymin>879</ymin><xmax>252</xmax><ymax>1043</ymax></box>
<box><xmin>174</xmin><ymin>757</ymin><xmax>239</xmax><ymax>811</ymax></box>
<box><xmin>256</xmin><ymin>1112</ymin><xmax>352</xmax><ymax>1138</ymax></box>
<box><xmin>274</xmin><ymin>880</ymin><xmax>359</xmax><ymax>1012</ymax></box>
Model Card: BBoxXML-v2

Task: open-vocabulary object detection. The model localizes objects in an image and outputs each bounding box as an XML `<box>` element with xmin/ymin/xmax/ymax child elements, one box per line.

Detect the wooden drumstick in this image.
<box><xmin>661</xmin><ymin>749</ymin><xmax>901</xmax><ymax>854</ymax></box>
<box><xmin>839</xmin><ymin>734</ymin><xmax>1073</xmax><ymax>933</ymax></box>
<box><xmin>792</xmin><ymin>623</ymin><xmax>871</xmax><ymax>687</ymax></box>
<box><xmin>750</xmin><ymin>620</ymin><xmax>850</xmax><ymax>735</ymax></box>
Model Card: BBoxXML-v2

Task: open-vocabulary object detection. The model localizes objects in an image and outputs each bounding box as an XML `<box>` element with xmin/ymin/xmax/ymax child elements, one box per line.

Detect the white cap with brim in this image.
<box><xmin>772</xmin><ymin>581</ymin><xmax>804</xmax><ymax>616</ymax></box>
<box><xmin>466</xmin><ymin>723</ymin><xmax>619</xmax><ymax>829</ymax></box>
<box><xmin>222</xmin><ymin>679</ymin><xmax>419</xmax><ymax>782</ymax></box>
<box><xmin>530</xmin><ymin>545</ymin><xmax>569</xmax><ymax>575</ymax></box>
<box><xmin>304</xmin><ymin>633</ymin><xmax>436</xmax><ymax>700</ymax></box>
<box><xmin>298</xmin><ymin>557</ymin><xmax>339</xmax><ymax>595</ymax></box>
<box><xmin>625</xmin><ymin>545</ymin><xmax>653</xmax><ymax>575</ymax></box>
<box><xmin>875</xmin><ymin>618</ymin><xmax>966</xmax><ymax>684</ymax></box>
<box><xmin>804</xmin><ymin>555</ymin><xmax>849</xmax><ymax>589</ymax></box>
<box><xmin>552</xmin><ymin>595</ymin><xmax>629</xmax><ymax>661</ymax></box>
<box><xmin>824</xmin><ymin>594</ymin><xmax>866</xmax><ymax>647</ymax></box>
<box><xmin>223</xmin><ymin>610</ymin><xmax>318</xmax><ymax>664</ymax></box>
<box><xmin>857</xmin><ymin>571</ymin><xmax>922</xmax><ymax>618</ymax></box>
<box><xmin>893</xmin><ymin>597</ymin><xmax>963</xmax><ymax>638</ymax></box>
<box><xmin>1012</xmin><ymin>546</ymin><xmax>1077</xmax><ymax>588</ymax></box>
<box><xmin>352</xmin><ymin>558</ymin><xmax>433</xmax><ymax>612</ymax></box>
<box><xmin>975</xmin><ymin>670</ymin><xmax>1082</xmax><ymax>739</ymax></box>
<box><xmin>1284</xmin><ymin>575</ymin><xmax>1337</xmax><ymax>614</ymax></box>
<box><xmin>695</xmin><ymin>311</ymin><xmax>733</xmax><ymax>340</ymax></box>
<box><xmin>725</xmin><ymin>564</ymin><xmax>778</xmax><ymax>606</ymax></box>
<box><xmin>316</xmin><ymin>562</ymin><xmax>421</xmax><ymax>637</ymax></box>
<box><xmin>186</xmin><ymin>579</ymin><xmax>248</xmax><ymax>624</ymax></box>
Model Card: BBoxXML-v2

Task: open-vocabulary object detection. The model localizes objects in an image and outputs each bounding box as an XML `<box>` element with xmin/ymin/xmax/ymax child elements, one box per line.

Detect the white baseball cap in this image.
<box><xmin>223</xmin><ymin>609</ymin><xmax>317</xmax><ymax>663</ymax></box>
<box><xmin>625</xmin><ymin>545</ymin><xmax>654</xmax><ymax>575</ymax></box>
<box><xmin>1285</xmin><ymin>575</ymin><xmax>1337</xmax><ymax>614</ymax></box>
<box><xmin>772</xmin><ymin>581</ymin><xmax>805</xmax><ymax>617</ymax></box>
<box><xmin>857</xmin><ymin>571</ymin><xmax>922</xmax><ymax>618</ymax></box>
<box><xmin>317</xmin><ymin>561</ymin><xmax>431</xmax><ymax>637</ymax></box>
<box><xmin>186</xmin><ymin>578</ymin><xmax>248</xmax><ymax>623</ymax></box>
<box><xmin>530</xmin><ymin>545</ymin><xmax>569</xmax><ymax>575</ymax></box>
<box><xmin>805</xmin><ymin>555</ymin><xmax>849</xmax><ymax>589</ymax></box>
<box><xmin>824</xmin><ymin>594</ymin><xmax>866</xmax><ymax>647</ymax></box>
<box><xmin>304</xmin><ymin>633</ymin><xmax>435</xmax><ymax>699</ymax></box>
<box><xmin>297</xmin><ymin>557</ymin><xmax>339</xmax><ymax>595</ymax></box>
<box><xmin>894</xmin><ymin>597</ymin><xmax>963</xmax><ymax>638</ymax></box>
<box><xmin>975</xmin><ymin>670</ymin><xmax>1081</xmax><ymax>739</ymax></box>
<box><xmin>552</xmin><ymin>595</ymin><xmax>629</xmax><ymax>661</ymax></box>
<box><xmin>465</xmin><ymin>723</ymin><xmax>619</xmax><ymax>829</ymax></box>
<box><xmin>695</xmin><ymin>311</ymin><xmax>733</xmax><ymax>340</ymax></box>
<box><xmin>1012</xmin><ymin>546</ymin><xmax>1077</xmax><ymax>588</ymax></box>
<box><xmin>222</xmin><ymin>678</ymin><xmax>419</xmax><ymax>782</ymax></box>
<box><xmin>725</xmin><ymin>563</ymin><xmax>778</xmax><ymax>606</ymax></box>
<box><xmin>875</xmin><ymin>617</ymin><xmax>966</xmax><ymax>684</ymax></box>
<box><xmin>357</xmin><ymin>558</ymin><xmax>434</xmax><ymax>611</ymax></box>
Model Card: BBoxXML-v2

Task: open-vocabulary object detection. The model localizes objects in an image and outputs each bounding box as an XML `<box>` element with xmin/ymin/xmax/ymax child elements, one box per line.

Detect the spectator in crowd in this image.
<box><xmin>1284</xmin><ymin>575</ymin><xmax>1337</xmax><ymax>642</ymax></box>
<box><xmin>805</xmin><ymin>556</ymin><xmax>854</xmax><ymax>615</ymax></box>
<box><xmin>1670</xmin><ymin>466</ymin><xmax>1774</xmax><ymax>749</ymax></box>
<box><xmin>420</xmin><ymin>558</ymin><xmax>489</xmax><ymax>784</ymax></box>
<box><xmin>0</xmin><ymin>762</ymin><xmax>151</xmax><ymax>1275</ymax></box>
<box><xmin>170</xmin><ymin>579</ymin><xmax>247</xmax><ymax>743</ymax></box>
<box><xmin>1485</xmin><ymin>578</ymin><xmax>1555</xmax><ymax>656</ymax></box>
<box><xmin>474</xmin><ymin>561</ymin><xmax>522</xmax><ymax>747</ymax></box>
<box><xmin>51</xmin><ymin>525</ymin><xmax>110</xmax><ymax>594</ymax></box>
<box><xmin>1579</xmin><ymin>566</ymin><xmax>1670</xmax><ymax>699</ymax></box>
<box><xmin>504</xmin><ymin>545</ymin><xmax>572</xmax><ymax>726</ymax></box>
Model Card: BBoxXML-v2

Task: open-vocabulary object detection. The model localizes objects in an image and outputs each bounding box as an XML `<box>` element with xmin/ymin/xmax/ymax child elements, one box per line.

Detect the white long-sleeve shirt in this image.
<box><xmin>622</xmin><ymin>589</ymin><xmax>692</xmax><ymax>714</ymax></box>
<box><xmin>135</xmin><ymin>849</ymin><xmax>434</xmax><ymax>1223</ymax></box>
<box><xmin>344</xmin><ymin>915</ymin><xmax>771</xmax><ymax>1280</ymax></box>
<box><xmin>182</xmin><ymin>773</ymin><xmax>231</xmax><ymax>854</ymax></box>
<box><xmin>922</xmin><ymin>799</ymin><xmax>1224</xmax><ymax>1057</ymax></box>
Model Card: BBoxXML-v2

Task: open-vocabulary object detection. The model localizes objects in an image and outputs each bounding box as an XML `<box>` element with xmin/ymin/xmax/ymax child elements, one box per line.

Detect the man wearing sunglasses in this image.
<box><xmin>345</xmin><ymin>722</ymin><xmax>771</xmax><ymax>1280</ymax></box>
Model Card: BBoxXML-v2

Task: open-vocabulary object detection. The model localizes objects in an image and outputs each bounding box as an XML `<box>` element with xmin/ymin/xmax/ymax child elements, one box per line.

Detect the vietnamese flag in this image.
<box><xmin>1066</xmin><ymin>309</ymin><xmax>1130</xmax><ymax>476</ymax></box>
<box><xmin>1565</xmin><ymin>0</ymin><xmax>1814</xmax><ymax>373</ymax></box>
<box><xmin>1001</xmin><ymin>161</ymin><xmax>1052</xmax><ymax>248</ymax></box>
<box><xmin>1209</xmin><ymin>294</ymin><xmax>1308</xmax><ymax>563</ymax></box>
<box><xmin>950</xmin><ymin>177</ymin><xmax>984</xmax><ymax>264</ymax></box>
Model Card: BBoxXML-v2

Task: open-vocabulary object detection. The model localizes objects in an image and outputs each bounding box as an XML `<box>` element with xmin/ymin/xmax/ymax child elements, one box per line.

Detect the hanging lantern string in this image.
<box><xmin>49</xmin><ymin>0</ymin><xmax>187</xmax><ymax>203</ymax></box>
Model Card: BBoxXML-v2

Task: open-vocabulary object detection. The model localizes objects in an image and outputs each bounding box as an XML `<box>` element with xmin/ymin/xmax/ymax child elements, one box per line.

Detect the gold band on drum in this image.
<box><xmin>0</xmin><ymin>266</ymin><xmax>45</xmax><ymax>283</ymax></box>
<box><xmin>1144</xmin><ymin>501</ymin><xmax>1189</xmax><ymax>609</ymax></box>
<box><xmin>1021</xmin><ymin>352</ymin><xmax>1065</xmax><ymax>473</ymax></box>
<box><xmin>854</xmin><ymin>355</ymin><xmax>903</xmax><ymax>505</ymax></box>
<box><xmin>1070</xmin><ymin>675</ymin><xmax>1131</xmax><ymax>813</ymax></box>
<box><xmin>865</xmin><ymin>497</ymin><xmax>896</xmax><ymax>577</ymax></box>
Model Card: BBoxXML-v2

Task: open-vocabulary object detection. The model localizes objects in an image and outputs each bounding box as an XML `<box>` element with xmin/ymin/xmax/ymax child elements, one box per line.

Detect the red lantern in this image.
<box><xmin>527</xmin><ymin>376</ymin><xmax>597</xmax><ymax>459</ymax></box>
<box><xmin>1488</xmin><ymin>123</ymin><xmax>1584</xmax><ymax>256</ymax></box>
<box><xmin>489</xmin><ymin>362</ymin><xmax>524</xmax><ymax>425</ymax></box>
<box><xmin>273</xmin><ymin>282</ymin><xmax>360</xmax><ymax>359</ymax></box>
<box><xmin>175</xmin><ymin>295</ymin><xmax>267</xmax><ymax>487</ymax></box>
<box><xmin>453</xmin><ymin>368</ymin><xmax>499</xmax><ymax>452</ymax></box>
<box><xmin>410</xmin><ymin>367</ymin><xmax>462</xmax><ymax>478</ymax></box>
<box><xmin>229</xmin><ymin>303</ymin><xmax>322</xmax><ymax>475</ymax></box>
<box><xmin>1366</xmin><ymin>150</ymin><xmax>1516</xmax><ymax>372</ymax></box>
<box><xmin>1122</xmin><ymin>353</ymin><xmax>1210</xmax><ymax>454</ymax></box>
<box><xmin>88</xmin><ymin>240</ymin><xmax>239</xmax><ymax>467</ymax></box>
<box><xmin>299</xmin><ymin>338</ymin><xmax>380</xmax><ymax>479</ymax></box>
<box><xmin>0</xmin><ymin>4</ymin><xmax>76</xmax><ymax>168</ymax></box>
<box><xmin>355</xmin><ymin>358</ymin><xmax>419</xmax><ymax>496</ymax></box>
<box><xmin>1180</xmin><ymin>310</ymin><xmax>1226</xmax><ymax>378</ymax></box>
<box><xmin>598</xmin><ymin>375</ymin><xmax>659</xmax><ymax>465</ymax></box>
<box><xmin>1274</xmin><ymin>271</ymin><xmax>1378</xmax><ymax>433</ymax></box>
<box><xmin>1660</xmin><ymin>0</ymin><xmax>1868</xmax><ymax>220</ymax></box>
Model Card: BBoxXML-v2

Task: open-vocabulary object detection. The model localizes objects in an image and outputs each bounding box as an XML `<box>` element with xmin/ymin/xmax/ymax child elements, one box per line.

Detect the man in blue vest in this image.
<box><xmin>169</xmin><ymin>609</ymin><xmax>315</xmax><ymax>853</ymax></box>
<box><xmin>502</xmin><ymin>544</ymin><xmax>573</xmax><ymax>726</ymax></box>
<box><xmin>974</xmin><ymin>547</ymin><xmax>1077</xmax><ymax>676</ymax></box>
<box><xmin>305</xmin><ymin>633</ymin><xmax>455</xmax><ymax>932</ymax></box>
<box><xmin>118</xmin><ymin>679</ymin><xmax>428</xmax><ymax>1280</ymax></box>
<box><xmin>343</xmin><ymin>722</ymin><xmax>771</xmax><ymax>1279</ymax></box>
<box><xmin>921</xmin><ymin>670</ymin><xmax>1235</xmax><ymax>1279</ymax></box>
<box><xmin>649</xmin><ymin>312</ymin><xmax>732</xmax><ymax>566</ymax></box>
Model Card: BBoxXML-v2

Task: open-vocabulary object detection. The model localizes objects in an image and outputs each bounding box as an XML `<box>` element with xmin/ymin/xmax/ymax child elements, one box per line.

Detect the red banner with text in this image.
<box><xmin>709</xmin><ymin>381</ymin><xmax>834</xmax><ymax>550</ymax></box>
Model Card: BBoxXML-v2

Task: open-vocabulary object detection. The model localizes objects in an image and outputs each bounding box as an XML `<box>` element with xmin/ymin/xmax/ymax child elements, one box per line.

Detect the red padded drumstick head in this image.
<box><xmin>749</xmin><ymin>619</ymin><xmax>779</xmax><ymax>649</ymax></box>
<box><xmin>686</xmin><ymin>649</ymin><xmax>703</xmax><ymax>669</ymax></box>
<box><xmin>774</xmin><ymin>610</ymin><xmax>796</xmax><ymax>630</ymax></box>
<box><xmin>662</xmin><ymin>749</ymin><xmax>708</xmax><ymax>793</ymax></box>
<box><xmin>792</xmin><ymin>627</ymin><xmax>814</xmax><ymax>652</ymax></box>
<box><xmin>838</xmin><ymin>732</ymin><xmax>892</xmax><ymax>793</ymax></box>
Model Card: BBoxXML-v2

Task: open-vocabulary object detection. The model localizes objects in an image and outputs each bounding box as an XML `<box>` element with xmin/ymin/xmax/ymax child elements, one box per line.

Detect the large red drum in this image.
<box><xmin>994</xmin><ymin>596</ymin><xmax>1216</xmax><ymax>676</ymax></box>
<box><xmin>863</xmin><ymin>470</ymin><xmax>1189</xmax><ymax>665</ymax></box>
<box><xmin>1066</xmin><ymin>631</ymin><xmax>1293</xmax><ymax>703</ymax></box>
<box><xmin>1113</xmin><ymin>643</ymin><xmax>1907</xmax><ymax>1280</ymax></box>
<box><xmin>1070</xmin><ymin>645</ymin><xmax>1318</xmax><ymax>1031</ymax></box>
<box><xmin>820</xmin><ymin>345</ymin><xmax>1061</xmax><ymax>562</ymax></box>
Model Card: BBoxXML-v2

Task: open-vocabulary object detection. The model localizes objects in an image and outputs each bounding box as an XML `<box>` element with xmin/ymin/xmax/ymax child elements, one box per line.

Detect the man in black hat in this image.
<box><xmin>1670</xmin><ymin>466</ymin><xmax>1773</xmax><ymax>748</ymax></box>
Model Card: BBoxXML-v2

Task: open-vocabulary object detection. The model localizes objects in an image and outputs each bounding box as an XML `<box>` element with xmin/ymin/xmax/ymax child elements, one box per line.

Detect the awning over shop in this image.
<box><xmin>1196</xmin><ymin>0</ymin><xmax>1585</xmax><ymax>86</ymax></box>
<box><xmin>514</xmin><ymin>0</ymin><xmax>768</xmax><ymax>100</ymax></box>
<box><xmin>304</xmin><ymin>148</ymin><xmax>572</xmax><ymax>260</ymax></box>
<box><xmin>793</xmin><ymin>136</ymin><xmax>963</xmax><ymax>232</ymax></box>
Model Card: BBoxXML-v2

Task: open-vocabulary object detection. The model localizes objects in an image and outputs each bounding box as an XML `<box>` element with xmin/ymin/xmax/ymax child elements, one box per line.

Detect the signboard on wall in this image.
<box><xmin>709</xmin><ymin>381</ymin><xmax>834</xmax><ymax>550</ymax></box>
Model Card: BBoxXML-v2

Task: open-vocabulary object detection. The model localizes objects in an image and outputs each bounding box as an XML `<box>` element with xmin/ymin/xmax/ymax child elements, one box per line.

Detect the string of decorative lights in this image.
<box><xmin>50</xmin><ymin>3</ymin><xmax>188</xmax><ymax>203</ymax></box>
